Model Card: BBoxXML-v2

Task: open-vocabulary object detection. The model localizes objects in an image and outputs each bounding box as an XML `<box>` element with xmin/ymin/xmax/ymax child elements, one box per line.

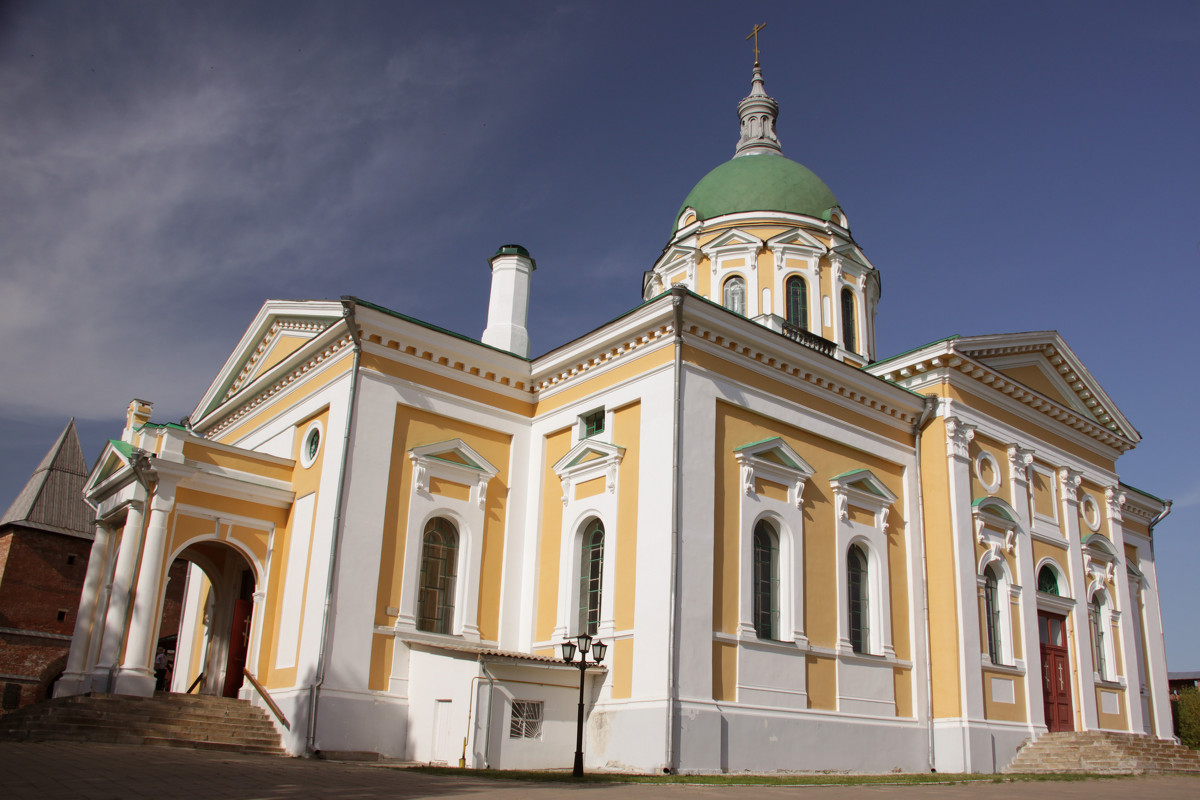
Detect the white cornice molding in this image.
<box><xmin>193</xmin><ymin>299</ymin><xmax>345</xmax><ymax>420</ymax></box>
<box><xmin>875</xmin><ymin>351</ymin><xmax>1135</xmax><ymax>455</ymax></box>
<box><xmin>195</xmin><ymin>329</ymin><xmax>355</xmax><ymax>438</ymax></box>
<box><xmin>680</xmin><ymin>300</ymin><xmax>921</xmax><ymax>429</ymax></box>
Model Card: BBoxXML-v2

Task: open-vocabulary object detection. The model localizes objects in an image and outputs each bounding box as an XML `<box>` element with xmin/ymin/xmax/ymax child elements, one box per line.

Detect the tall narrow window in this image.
<box><xmin>578</xmin><ymin>519</ymin><xmax>604</xmax><ymax>635</ymax></box>
<box><xmin>785</xmin><ymin>276</ymin><xmax>808</xmax><ymax>329</ymax></box>
<box><xmin>840</xmin><ymin>287</ymin><xmax>857</xmax><ymax>353</ymax></box>
<box><xmin>1090</xmin><ymin>595</ymin><xmax>1107</xmax><ymax>679</ymax></box>
<box><xmin>752</xmin><ymin>520</ymin><xmax>779</xmax><ymax>640</ymax></box>
<box><xmin>723</xmin><ymin>276</ymin><xmax>746</xmax><ymax>316</ymax></box>
<box><xmin>848</xmin><ymin>544</ymin><xmax>870</xmax><ymax>654</ymax></box>
<box><xmin>417</xmin><ymin>517</ymin><xmax>458</xmax><ymax>634</ymax></box>
<box><xmin>984</xmin><ymin>566</ymin><xmax>1001</xmax><ymax>664</ymax></box>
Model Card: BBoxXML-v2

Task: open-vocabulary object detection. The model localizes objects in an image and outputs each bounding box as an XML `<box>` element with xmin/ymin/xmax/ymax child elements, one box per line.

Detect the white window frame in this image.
<box><xmin>395</xmin><ymin>439</ymin><xmax>498</xmax><ymax>642</ymax></box>
<box><xmin>552</xmin><ymin>439</ymin><xmax>624</xmax><ymax>643</ymax></box>
<box><xmin>703</xmin><ymin>229</ymin><xmax>763</xmax><ymax>318</ymax></box>
<box><xmin>733</xmin><ymin>438</ymin><xmax>814</xmax><ymax>646</ymax></box>
<box><xmin>831</xmin><ymin>470</ymin><xmax>897</xmax><ymax>658</ymax></box>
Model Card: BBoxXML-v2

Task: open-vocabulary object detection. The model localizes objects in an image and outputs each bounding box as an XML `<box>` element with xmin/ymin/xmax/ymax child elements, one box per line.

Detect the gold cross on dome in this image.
<box><xmin>746</xmin><ymin>23</ymin><xmax>766</xmax><ymax>65</ymax></box>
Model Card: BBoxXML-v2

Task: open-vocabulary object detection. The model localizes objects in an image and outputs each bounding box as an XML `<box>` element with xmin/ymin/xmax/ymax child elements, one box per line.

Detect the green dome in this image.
<box><xmin>676</xmin><ymin>153</ymin><xmax>840</xmax><ymax>231</ymax></box>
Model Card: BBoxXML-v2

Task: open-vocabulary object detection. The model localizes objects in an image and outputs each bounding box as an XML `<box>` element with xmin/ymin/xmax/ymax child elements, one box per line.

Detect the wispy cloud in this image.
<box><xmin>0</xmin><ymin>4</ymin><xmax>564</xmax><ymax>422</ymax></box>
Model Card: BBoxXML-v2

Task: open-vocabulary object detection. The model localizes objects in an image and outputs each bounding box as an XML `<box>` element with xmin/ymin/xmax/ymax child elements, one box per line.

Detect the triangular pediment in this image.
<box><xmin>410</xmin><ymin>439</ymin><xmax>498</xmax><ymax>477</ymax></box>
<box><xmin>191</xmin><ymin>300</ymin><xmax>346</xmax><ymax>424</ymax></box>
<box><xmin>83</xmin><ymin>439</ymin><xmax>135</xmax><ymax>497</ymax></box>
<box><xmin>701</xmin><ymin>228</ymin><xmax>763</xmax><ymax>254</ymax></box>
<box><xmin>553</xmin><ymin>439</ymin><xmax>625</xmax><ymax>474</ymax></box>
<box><xmin>830</xmin><ymin>469</ymin><xmax>897</xmax><ymax>504</ymax></box>
<box><xmin>733</xmin><ymin>437</ymin><xmax>814</xmax><ymax>476</ymax></box>
<box><xmin>954</xmin><ymin>332</ymin><xmax>1138</xmax><ymax>442</ymax></box>
<box><xmin>652</xmin><ymin>244</ymin><xmax>699</xmax><ymax>275</ymax></box>
<box><xmin>765</xmin><ymin>228</ymin><xmax>825</xmax><ymax>252</ymax></box>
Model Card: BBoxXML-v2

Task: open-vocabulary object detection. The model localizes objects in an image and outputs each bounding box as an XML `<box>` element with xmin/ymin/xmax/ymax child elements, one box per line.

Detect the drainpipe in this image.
<box><xmin>664</xmin><ymin>287</ymin><xmax>686</xmax><ymax>774</ymax></box>
<box><xmin>478</xmin><ymin>658</ymin><xmax>499</xmax><ymax>768</ymax></box>
<box><xmin>911</xmin><ymin>394</ymin><xmax>938</xmax><ymax>771</ymax></box>
<box><xmin>306</xmin><ymin>299</ymin><xmax>363</xmax><ymax>754</ymax></box>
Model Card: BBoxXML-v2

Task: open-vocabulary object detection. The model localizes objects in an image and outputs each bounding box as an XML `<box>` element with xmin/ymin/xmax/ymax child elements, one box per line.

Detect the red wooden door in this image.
<box><xmin>222</xmin><ymin>598</ymin><xmax>252</xmax><ymax>698</ymax></box>
<box><xmin>1039</xmin><ymin>611</ymin><xmax>1073</xmax><ymax>732</ymax></box>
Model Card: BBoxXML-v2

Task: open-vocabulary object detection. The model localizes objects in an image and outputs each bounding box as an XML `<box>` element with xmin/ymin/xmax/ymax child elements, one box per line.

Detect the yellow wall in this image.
<box><xmin>372</xmin><ymin>405</ymin><xmax>513</xmax><ymax>640</ymax></box>
<box><xmin>920</xmin><ymin>416</ymin><xmax>962</xmax><ymax>718</ymax></box>
<box><xmin>712</xmin><ymin>401</ymin><xmax>909</xmax><ymax>660</ymax></box>
<box><xmin>613</xmin><ymin>402</ymin><xmax>641</xmax><ymax>632</ymax></box>
<box><xmin>982</xmin><ymin>671</ymin><xmax>1027</xmax><ymax>722</ymax></box>
<box><xmin>1096</xmin><ymin>687</ymin><xmax>1129</xmax><ymax>731</ymax></box>
<box><xmin>536</xmin><ymin>428</ymin><xmax>573</xmax><ymax>643</ymax></box>
<box><xmin>806</xmin><ymin>654</ymin><xmax>836</xmax><ymax>710</ymax></box>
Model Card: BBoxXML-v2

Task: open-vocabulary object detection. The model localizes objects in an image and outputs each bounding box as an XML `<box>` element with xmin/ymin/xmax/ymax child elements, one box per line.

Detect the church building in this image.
<box><xmin>55</xmin><ymin>57</ymin><xmax>1174</xmax><ymax>773</ymax></box>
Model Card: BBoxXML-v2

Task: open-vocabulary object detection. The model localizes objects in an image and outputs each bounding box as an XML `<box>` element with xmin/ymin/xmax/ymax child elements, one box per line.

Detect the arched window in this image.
<box><xmin>983</xmin><ymin>565</ymin><xmax>1002</xmax><ymax>664</ymax></box>
<box><xmin>578</xmin><ymin>519</ymin><xmax>604</xmax><ymax>635</ymax></box>
<box><xmin>785</xmin><ymin>276</ymin><xmax>808</xmax><ymax>330</ymax></box>
<box><xmin>848</xmin><ymin>544</ymin><xmax>870</xmax><ymax>654</ymax></box>
<box><xmin>840</xmin><ymin>288</ymin><xmax>857</xmax><ymax>353</ymax></box>
<box><xmin>1038</xmin><ymin>565</ymin><xmax>1061</xmax><ymax>595</ymax></box>
<box><xmin>753</xmin><ymin>520</ymin><xmax>779</xmax><ymax>640</ymax></box>
<box><xmin>417</xmin><ymin>517</ymin><xmax>458</xmax><ymax>634</ymax></box>
<box><xmin>1090</xmin><ymin>594</ymin><xmax>1108</xmax><ymax>680</ymax></box>
<box><xmin>723</xmin><ymin>276</ymin><xmax>746</xmax><ymax>316</ymax></box>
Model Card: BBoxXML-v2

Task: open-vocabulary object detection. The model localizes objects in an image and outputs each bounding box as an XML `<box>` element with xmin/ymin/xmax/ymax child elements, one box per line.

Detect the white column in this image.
<box><xmin>1134</xmin><ymin>549</ymin><xmax>1173</xmax><ymax>738</ymax></box>
<box><xmin>55</xmin><ymin>522</ymin><xmax>113</xmax><ymax>697</ymax></box>
<box><xmin>481</xmin><ymin>246</ymin><xmax>534</xmax><ymax>357</ymax></box>
<box><xmin>1007</xmin><ymin>446</ymin><xmax>1044</xmax><ymax>732</ymax></box>
<box><xmin>91</xmin><ymin>501</ymin><xmax>146</xmax><ymax>689</ymax></box>
<box><xmin>114</xmin><ymin>486</ymin><xmax>176</xmax><ymax>696</ymax></box>
<box><xmin>1105</xmin><ymin>487</ymin><xmax>1142</xmax><ymax>733</ymax></box>
<box><xmin>1059</xmin><ymin>468</ymin><xmax>1098</xmax><ymax>729</ymax></box>
<box><xmin>945</xmin><ymin>416</ymin><xmax>984</xmax><ymax>730</ymax></box>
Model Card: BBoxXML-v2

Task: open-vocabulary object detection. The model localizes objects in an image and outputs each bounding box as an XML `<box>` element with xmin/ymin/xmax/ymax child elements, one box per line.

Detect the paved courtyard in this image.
<box><xmin>1</xmin><ymin>742</ymin><xmax>1197</xmax><ymax>799</ymax></box>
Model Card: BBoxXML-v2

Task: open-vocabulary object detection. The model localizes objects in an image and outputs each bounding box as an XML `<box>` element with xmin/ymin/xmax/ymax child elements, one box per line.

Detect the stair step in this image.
<box><xmin>0</xmin><ymin>693</ymin><xmax>286</xmax><ymax>756</ymax></box>
<box><xmin>1005</xmin><ymin>731</ymin><xmax>1200</xmax><ymax>774</ymax></box>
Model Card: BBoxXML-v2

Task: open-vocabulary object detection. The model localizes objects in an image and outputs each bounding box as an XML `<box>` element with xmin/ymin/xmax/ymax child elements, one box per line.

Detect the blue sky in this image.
<box><xmin>1</xmin><ymin>1</ymin><xmax>1197</xmax><ymax>668</ymax></box>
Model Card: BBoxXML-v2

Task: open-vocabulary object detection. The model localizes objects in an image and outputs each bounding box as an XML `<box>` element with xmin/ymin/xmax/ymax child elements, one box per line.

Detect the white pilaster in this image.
<box><xmin>1059</xmin><ymin>468</ymin><xmax>1098</xmax><ymax>729</ymax></box>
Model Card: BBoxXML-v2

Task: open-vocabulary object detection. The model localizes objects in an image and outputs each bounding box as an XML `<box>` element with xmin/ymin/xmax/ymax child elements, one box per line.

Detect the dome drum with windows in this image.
<box><xmin>646</xmin><ymin>59</ymin><xmax>877</xmax><ymax>364</ymax></box>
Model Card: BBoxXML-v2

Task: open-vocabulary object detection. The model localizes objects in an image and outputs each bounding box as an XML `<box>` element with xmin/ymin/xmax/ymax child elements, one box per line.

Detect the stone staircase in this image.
<box><xmin>0</xmin><ymin>692</ymin><xmax>286</xmax><ymax>755</ymax></box>
<box><xmin>1005</xmin><ymin>731</ymin><xmax>1200</xmax><ymax>774</ymax></box>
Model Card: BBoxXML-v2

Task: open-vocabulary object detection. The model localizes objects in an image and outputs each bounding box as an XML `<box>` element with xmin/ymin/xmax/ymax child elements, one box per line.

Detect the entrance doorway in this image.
<box><xmin>165</xmin><ymin>542</ymin><xmax>258</xmax><ymax>699</ymax></box>
<box><xmin>1038</xmin><ymin>611</ymin><xmax>1073</xmax><ymax>732</ymax></box>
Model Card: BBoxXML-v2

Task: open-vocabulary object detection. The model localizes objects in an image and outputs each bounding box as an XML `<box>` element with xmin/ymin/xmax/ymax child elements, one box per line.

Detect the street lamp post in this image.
<box><xmin>560</xmin><ymin>632</ymin><xmax>607</xmax><ymax>778</ymax></box>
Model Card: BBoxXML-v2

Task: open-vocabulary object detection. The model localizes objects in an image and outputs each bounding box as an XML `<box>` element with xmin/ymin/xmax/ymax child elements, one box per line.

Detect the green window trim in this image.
<box><xmin>417</xmin><ymin>517</ymin><xmax>458</xmax><ymax>634</ymax></box>
<box><xmin>840</xmin><ymin>287</ymin><xmax>857</xmax><ymax>353</ymax></box>
<box><xmin>583</xmin><ymin>409</ymin><xmax>605</xmax><ymax>438</ymax></box>
<box><xmin>984</xmin><ymin>566</ymin><xmax>1001</xmax><ymax>664</ymax></box>
<box><xmin>848</xmin><ymin>544</ymin><xmax>870</xmax><ymax>654</ymax></box>
<box><xmin>785</xmin><ymin>275</ymin><xmax>808</xmax><ymax>330</ymax></box>
<box><xmin>1037</xmin><ymin>565</ymin><xmax>1060</xmax><ymax>595</ymax></box>
<box><xmin>752</xmin><ymin>520</ymin><xmax>779</xmax><ymax>640</ymax></box>
<box><xmin>578</xmin><ymin>519</ymin><xmax>604</xmax><ymax>635</ymax></box>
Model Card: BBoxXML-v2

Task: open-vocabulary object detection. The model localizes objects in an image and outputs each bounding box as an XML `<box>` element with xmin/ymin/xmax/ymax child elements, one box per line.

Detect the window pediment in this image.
<box><xmin>734</xmin><ymin>438</ymin><xmax>814</xmax><ymax>509</ymax></box>
<box><xmin>409</xmin><ymin>439</ymin><xmax>498</xmax><ymax>509</ymax></box>
<box><xmin>766</xmin><ymin>227</ymin><xmax>825</xmax><ymax>256</ymax></box>
<box><xmin>701</xmin><ymin>228</ymin><xmax>763</xmax><ymax>257</ymax></box>
<box><xmin>830</xmin><ymin>469</ymin><xmax>897</xmax><ymax>528</ymax></box>
<box><xmin>972</xmin><ymin>496</ymin><xmax>1021</xmax><ymax>555</ymax></box>
<box><xmin>553</xmin><ymin>439</ymin><xmax>625</xmax><ymax>505</ymax></box>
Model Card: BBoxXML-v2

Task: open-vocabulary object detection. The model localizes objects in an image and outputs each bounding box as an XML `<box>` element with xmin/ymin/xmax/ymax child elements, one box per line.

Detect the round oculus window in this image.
<box><xmin>974</xmin><ymin>451</ymin><xmax>1002</xmax><ymax>495</ymax></box>
<box><xmin>1081</xmin><ymin>494</ymin><xmax>1101</xmax><ymax>532</ymax></box>
<box><xmin>300</xmin><ymin>420</ymin><xmax>323</xmax><ymax>468</ymax></box>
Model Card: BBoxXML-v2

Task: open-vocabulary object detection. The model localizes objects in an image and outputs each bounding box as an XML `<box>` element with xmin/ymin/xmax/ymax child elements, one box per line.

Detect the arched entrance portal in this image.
<box><xmin>166</xmin><ymin>541</ymin><xmax>259</xmax><ymax>699</ymax></box>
